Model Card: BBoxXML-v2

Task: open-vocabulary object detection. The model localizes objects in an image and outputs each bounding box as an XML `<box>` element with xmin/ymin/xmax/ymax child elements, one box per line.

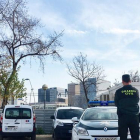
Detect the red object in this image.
<box><xmin>0</xmin><ymin>114</ymin><xmax>3</xmax><ymax>123</ymax></box>
<box><xmin>0</xmin><ymin>128</ymin><xmax>2</xmax><ymax>131</ymax></box>
<box><xmin>15</xmin><ymin>106</ymin><xmax>20</xmax><ymax>108</ymax></box>
<box><xmin>33</xmin><ymin>114</ymin><xmax>36</xmax><ymax>123</ymax></box>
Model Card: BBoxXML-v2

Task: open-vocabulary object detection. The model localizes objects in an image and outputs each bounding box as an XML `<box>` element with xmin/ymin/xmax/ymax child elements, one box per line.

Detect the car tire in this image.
<box><xmin>54</xmin><ymin>133</ymin><xmax>58</xmax><ymax>140</ymax></box>
<box><xmin>31</xmin><ymin>135</ymin><xmax>36</xmax><ymax>140</ymax></box>
<box><xmin>52</xmin><ymin>132</ymin><xmax>54</xmax><ymax>138</ymax></box>
<box><xmin>0</xmin><ymin>135</ymin><xmax>3</xmax><ymax>140</ymax></box>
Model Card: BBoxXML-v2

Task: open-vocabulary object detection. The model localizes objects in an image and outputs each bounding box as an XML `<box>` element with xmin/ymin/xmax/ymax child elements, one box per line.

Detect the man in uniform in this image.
<box><xmin>115</xmin><ymin>74</ymin><xmax>139</xmax><ymax>140</ymax></box>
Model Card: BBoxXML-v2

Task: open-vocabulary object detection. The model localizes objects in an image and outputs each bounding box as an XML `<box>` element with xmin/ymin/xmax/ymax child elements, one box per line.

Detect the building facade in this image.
<box><xmin>38</xmin><ymin>87</ymin><xmax>68</xmax><ymax>104</ymax></box>
<box><xmin>8</xmin><ymin>97</ymin><xmax>26</xmax><ymax>105</ymax></box>
<box><xmin>80</xmin><ymin>78</ymin><xmax>97</xmax><ymax>101</ymax></box>
<box><xmin>50</xmin><ymin>87</ymin><xmax>67</xmax><ymax>102</ymax></box>
<box><xmin>99</xmin><ymin>81</ymin><xmax>140</xmax><ymax>105</ymax></box>
<box><xmin>68</xmin><ymin>83</ymin><xmax>80</xmax><ymax>106</ymax></box>
<box><xmin>38</xmin><ymin>88</ymin><xmax>50</xmax><ymax>103</ymax></box>
<box><xmin>68</xmin><ymin>79</ymin><xmax>111</xmax><ymax>108</ymax></box>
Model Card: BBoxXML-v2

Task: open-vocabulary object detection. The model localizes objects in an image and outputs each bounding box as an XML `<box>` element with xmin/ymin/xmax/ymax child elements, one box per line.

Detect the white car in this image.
<box><xmin>50</xmin><ymin>107</ymin><xmax>84</xmax><ymax>140</ymax></box>
<box><xmin>0</xmin><ymin>105</ymin><xmax>36</xmax><ymax>140</ymax></box>
<box><xmin>72</xmin><ymin>101</ymin><xmax>134</xmax><ymax>140</ymax></box>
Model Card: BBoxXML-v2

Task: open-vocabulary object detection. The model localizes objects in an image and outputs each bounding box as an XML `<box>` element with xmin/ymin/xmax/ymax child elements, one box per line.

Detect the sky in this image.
<box><xmin>18</xmin><ymin>0</ymin><xmax>140</xmax><ymax>102</ymax></box>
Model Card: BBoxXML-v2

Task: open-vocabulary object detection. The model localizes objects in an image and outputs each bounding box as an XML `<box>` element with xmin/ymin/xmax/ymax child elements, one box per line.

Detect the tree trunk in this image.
<box><xmin>2</xmin><ymin>96</ymin><xmax>8</xmax><ymax>109</ymax></box>
<box><xmin>3</xmin><ymin>68</ymin><xmax>17</xmax><ymax>107</ymax></box>
<box><xmin>82</xmin><ymin>83</ymin><xmax>90</xmax><ymax>107</ymax></box>
<box><xmin>10</xmin><ymin>64</ymin><xmax>17</xmax><ymax>105</ymax></box>
<box><xmin>1</xmin><ymin>96</ymin><xmax>5</xmax><ymax>109</ymax></box>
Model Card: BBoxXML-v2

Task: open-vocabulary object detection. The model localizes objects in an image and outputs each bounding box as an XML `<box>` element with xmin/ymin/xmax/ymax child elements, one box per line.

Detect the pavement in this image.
<box><xmin>4</xmin><ymin>135</ymin><xmax>53</xmax><ymax>140</ymax></box>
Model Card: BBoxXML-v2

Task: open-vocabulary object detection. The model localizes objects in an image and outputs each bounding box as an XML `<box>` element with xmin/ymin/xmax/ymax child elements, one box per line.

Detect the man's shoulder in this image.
<box><xmin>131</xmin><ymin>86</ymin><xmax>139</xmax><ymax>92</ymax></box>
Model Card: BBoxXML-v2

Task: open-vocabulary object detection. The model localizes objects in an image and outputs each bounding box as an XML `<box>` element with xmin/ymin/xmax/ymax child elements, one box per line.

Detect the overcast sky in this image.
<box><xmin>18</xmin><ymin>0</ymin><xmax>140</xmax><ymax>102</ymax></box>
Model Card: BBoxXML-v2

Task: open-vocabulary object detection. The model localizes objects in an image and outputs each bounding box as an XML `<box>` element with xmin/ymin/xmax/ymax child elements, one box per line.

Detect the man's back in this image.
<box><xmin>115</xmin><ymin>85</ymin><xmax>139</xmax><ymax>115</ymax></box>
<box><xmin>115</xmin><ymin>74</ymin><xmax>139</xmax><ymax>140</ymax></box>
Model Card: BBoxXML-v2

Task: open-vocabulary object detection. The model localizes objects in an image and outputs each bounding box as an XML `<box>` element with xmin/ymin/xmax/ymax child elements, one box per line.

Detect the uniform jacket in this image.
<box><xmin>114</xmin><ymin>85</ymin><xmax>139</xmax><ymax>115</ymax></box>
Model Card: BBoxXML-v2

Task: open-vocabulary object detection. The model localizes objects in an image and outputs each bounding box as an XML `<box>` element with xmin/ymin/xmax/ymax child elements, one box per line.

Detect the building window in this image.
<box><xmin>104</xmin><ymin>95</ymin><xmax>106</xmax><ymax>101</ymax></box>
<box><xmin>107</xmin><ymin>95</ymin><xmax>109</xmax><ymax>101</ymax></box>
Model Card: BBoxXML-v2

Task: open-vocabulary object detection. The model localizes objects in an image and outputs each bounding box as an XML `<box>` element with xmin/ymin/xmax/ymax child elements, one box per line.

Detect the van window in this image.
<box><xmin>5</xmin><ymin>108</ymin><xmax>31</xmax><ymax>119</ymax></box>
<box><xmin>5</xmin><ymin>108</ymin><xmax>20</xmax><ymax>119</ymax></box>
<box><xmin>22</xmin><ymin>109</ymin><xmax>31</xmax><ymax>119</ymax></box>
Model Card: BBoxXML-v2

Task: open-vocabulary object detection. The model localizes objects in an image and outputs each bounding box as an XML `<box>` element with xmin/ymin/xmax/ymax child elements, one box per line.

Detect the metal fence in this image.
<box><xmin>34</xmin><ymin>109</ymin><xmax>55</xmax><ymax>134</ymax></box>
<box><xmin>0</xmin><ymin>109</ymin><xmax>55</xmax><ymax>134</ymax></box>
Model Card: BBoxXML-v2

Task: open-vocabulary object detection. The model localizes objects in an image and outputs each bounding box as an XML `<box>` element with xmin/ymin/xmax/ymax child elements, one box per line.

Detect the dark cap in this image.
<box><xmin>122</xmin><ymin>74</ymin><xmax>131</xmax><ymax>83</ymax></box>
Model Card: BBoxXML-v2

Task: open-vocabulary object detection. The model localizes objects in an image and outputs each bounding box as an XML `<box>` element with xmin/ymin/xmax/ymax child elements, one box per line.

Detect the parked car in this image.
<box><xmin>0</xmin><ymin>105</ymin><xmax>36</xmax><ymax>140</ymax></box>
<box><xmin>71</xmin><ymin>101</ymin><xmax>138</xmax><ymax>140</ymax></box>
<box><xmin>50</xmin><ymin>107</ymin><xmax>84</xmax><ymax>140</ymax></box>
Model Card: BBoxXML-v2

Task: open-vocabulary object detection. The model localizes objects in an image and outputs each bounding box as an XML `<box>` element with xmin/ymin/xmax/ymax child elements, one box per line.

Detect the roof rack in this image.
<box><xmin>88</xmin><ymin>101</ymin><xmax>115</xmax><ymax>107</ymax></box>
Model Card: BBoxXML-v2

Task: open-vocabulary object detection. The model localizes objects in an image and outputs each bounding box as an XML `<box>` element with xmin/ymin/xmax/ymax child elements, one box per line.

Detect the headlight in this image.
<box><xmin>56</xmin><ymin>120</ymin><xmax>64</xmax><ymax>126</ymax></box>
<box><xmin>128</xmin><ymin>129</ymin><xmax>130</xmax><ymax>135</ymax></box>
<box><xmin>74</xmin><ymin>127</ymin><xmax>89</xmax><ymax>136</ymax></box>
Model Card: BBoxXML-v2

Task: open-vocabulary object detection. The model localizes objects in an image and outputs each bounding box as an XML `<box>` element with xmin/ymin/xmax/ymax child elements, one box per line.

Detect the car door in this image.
<box><xmin>21</xmin><ymin>108</ymin><xmax>33</xmax><ymax>132</ymax></box>
<box><xmin>52</xmin><ymin>111</ymin><xmax>57</xmax><ymax>129</ymax></box>
<box><xmin>2</xmin><ymin>108</ymin><xmax>21</xmax><ymax>132</ymax></box>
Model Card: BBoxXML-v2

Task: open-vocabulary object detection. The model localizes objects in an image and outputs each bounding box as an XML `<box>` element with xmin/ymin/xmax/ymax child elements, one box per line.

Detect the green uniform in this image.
<box><xmin>115</xmin><ymin>85</ymin><xmax>139</xmax><ymax>140</ymax></box>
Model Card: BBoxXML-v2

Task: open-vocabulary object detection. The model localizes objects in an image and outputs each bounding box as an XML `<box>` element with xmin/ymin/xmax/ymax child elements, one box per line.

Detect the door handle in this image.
<box><xmin>15</xmin><ymin>123</ymin><xmax>20</xmax><ymax>124</ymax></box>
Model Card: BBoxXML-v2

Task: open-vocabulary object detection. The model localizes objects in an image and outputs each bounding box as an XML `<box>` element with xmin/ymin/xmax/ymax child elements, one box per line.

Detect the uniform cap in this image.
<box><xmin>122</xmin><ymin>74</ymin><xmax>131</xmax><ymax>83</ymax></box>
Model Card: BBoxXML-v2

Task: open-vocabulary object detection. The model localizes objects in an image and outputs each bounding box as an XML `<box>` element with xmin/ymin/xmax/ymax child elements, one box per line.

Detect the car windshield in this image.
<box><xmin>82</xmin><ymin>108</ymin><xmax>118</xmax><ymax>120</ymax></box>
<box><xmin>57</xmin><ymin>109</ymin><xmax>84</xmax><ymax>119</ymax></box>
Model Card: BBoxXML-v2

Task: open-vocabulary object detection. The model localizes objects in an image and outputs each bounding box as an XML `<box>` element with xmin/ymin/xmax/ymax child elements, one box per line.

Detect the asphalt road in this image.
<box><xmin>3</xmin><ymin>135</ymin><xmax>53</xmax><ymax>140</ymax></box>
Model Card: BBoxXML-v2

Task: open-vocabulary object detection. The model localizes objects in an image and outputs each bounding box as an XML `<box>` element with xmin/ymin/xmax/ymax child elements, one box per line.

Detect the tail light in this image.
<box><xmin>0</xmin><ymin>114</ymin><xmax>3</xmax><ymax>123</ymax></box>
<box><xmin>33</xmin><ymin>114</ymin><xmax>36</xmax><ymax>123</ymax></box>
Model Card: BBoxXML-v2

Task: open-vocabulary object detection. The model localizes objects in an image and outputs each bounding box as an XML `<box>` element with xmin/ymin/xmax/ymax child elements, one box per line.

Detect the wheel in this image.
<box><xmin>54</xmin><ymin>132</ymin><xmax>58</xmax><ymax>140</ymax></box>
<box><xmin>52</xmin><ymin>132</ymin><xmax>54</xmax><ymax>138</ymax></box>
<box><xmin>31</xmin><ymin>135</ymin><xmax>36</xmax><ymax>140</ymax></box>
<box><xmin>0</xmin><ymin>135</ymin><xmax>3</xmax><ymax>140</ymax></box>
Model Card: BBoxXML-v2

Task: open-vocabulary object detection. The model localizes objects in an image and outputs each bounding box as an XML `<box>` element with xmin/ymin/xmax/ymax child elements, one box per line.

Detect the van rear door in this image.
<box><xmin>21</xmin><ymin>108</ymin><xmax>33</xmax><ymax>132</ymax></box>
<box><xmin>2</xmin><ymin>108</ymin><xmax>21</xmax><ymax>132</ymax></box>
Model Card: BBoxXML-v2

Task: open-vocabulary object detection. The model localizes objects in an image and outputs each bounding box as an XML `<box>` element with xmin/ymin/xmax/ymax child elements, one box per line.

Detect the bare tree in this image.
<box><xmin>113</xmin><ymin>79</ymin><xmax>120</xmax><ymax>86</ymax></box>
<box><xmin>129</xmin><ymin>70</ymin><xmax>140</xmax><ymax>82</ymax></box>
<box><xmin>67</xmin><ymin>53</ymin><xmax>105</xmax><ymax>105</ymax></box>
<box><xmin>0</xmin><ymin>0</ymin><xmax>63</xmax><ymax>107</ymax></box>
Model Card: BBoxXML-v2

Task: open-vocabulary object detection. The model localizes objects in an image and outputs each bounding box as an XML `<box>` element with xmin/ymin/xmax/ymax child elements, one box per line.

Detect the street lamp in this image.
<box><xmin>25</xmin><ymin>78</ymin><xmax>35</xmax><ymax>104</ymax></box>
<box><xmin>42</xmin><ymin>84</ymin><xmax>48</xmax><ymax>109</ymax></box>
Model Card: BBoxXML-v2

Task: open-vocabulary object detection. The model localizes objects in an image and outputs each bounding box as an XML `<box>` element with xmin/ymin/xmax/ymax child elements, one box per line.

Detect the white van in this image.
<box><xmin>50</xmin><ymin>107</ymin><xmax>84</xmax><ymax>140</ymax></box>
<box><xmin>0</xmin><ymin>105</ymin><xmax>36</xmax><ymax>140</ymax></box>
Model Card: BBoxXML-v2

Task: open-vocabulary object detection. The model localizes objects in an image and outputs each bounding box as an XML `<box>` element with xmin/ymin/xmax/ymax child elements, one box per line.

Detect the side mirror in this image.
<box><xmin>50</xmin><ymin>115</ymin><xmax>55</xmax><ymax>119</ymax></box>
<box><xmin>72</xmin><ymin>117</ymin><xmax>79</xmax><ymax>123</ymax></box>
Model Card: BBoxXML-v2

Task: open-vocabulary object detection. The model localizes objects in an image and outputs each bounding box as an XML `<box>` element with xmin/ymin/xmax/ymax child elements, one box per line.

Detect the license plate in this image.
<box><xmin>95</xmin><ymin>138</ymin><xmax>117</xmax><ymax>140</ymax></box>
<box><xmin>5</xmin><ymin>127</ymin><xmax>18</xmax><ymax>131</ymax></box>
<box><xmin>68</xmin><ymin>130</ymin><xmax>72</xmax><ymax>133</ymax></box>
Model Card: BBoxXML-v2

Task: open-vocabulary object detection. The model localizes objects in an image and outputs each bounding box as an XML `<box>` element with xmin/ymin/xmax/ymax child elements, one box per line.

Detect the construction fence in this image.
<box><xmin>0</xmin><ymin>109</ymin><xmax>55</xmax><ymax>134</ymax></box>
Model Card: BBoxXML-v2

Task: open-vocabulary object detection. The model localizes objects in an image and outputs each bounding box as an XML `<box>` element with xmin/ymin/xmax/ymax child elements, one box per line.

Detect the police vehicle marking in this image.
<box><xmin>104</xmin><ymin>127</ymin><xmax>107</xmax><ymax>132</ymax></box>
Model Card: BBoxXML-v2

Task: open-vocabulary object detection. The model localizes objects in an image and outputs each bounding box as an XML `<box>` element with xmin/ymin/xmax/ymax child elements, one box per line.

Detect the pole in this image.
<box><xmin>44</xmin><ymin>89</ymin><xmax>46</xmax><ymax>109</ymax></box>
<box><xmin>42</xmin><ymin>84</ymin><xmax>48</xmax><ymax>110</ymax></box>
<box><xmin>25</xmin><ymin>79</ymin><xmax>35</xmax><ymax>104</ymax></box>
<box><xmin>28</xmin><ymin>80</ymin><xmax>35</xmax><ymax>104</ymax></box>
